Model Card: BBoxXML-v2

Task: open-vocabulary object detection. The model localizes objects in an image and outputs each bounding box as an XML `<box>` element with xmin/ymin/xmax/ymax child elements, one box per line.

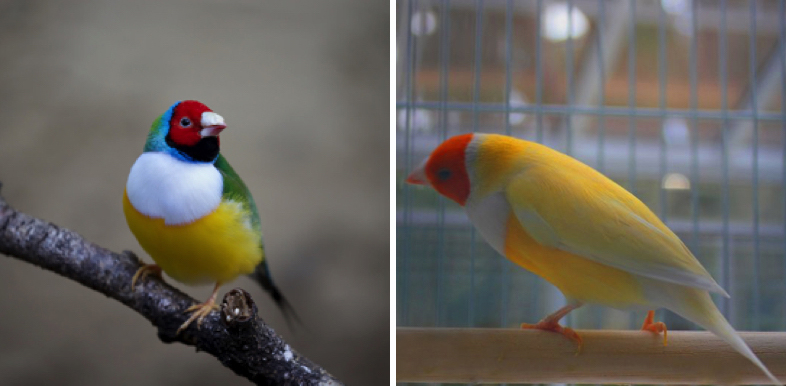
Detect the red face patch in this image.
<box><xmin>168</xmin><ymin>100</ymin><xmax>214</xmax><ymax>146</ymax></box>
<box><xmin>425</xmin><ymin>133</ymin><xmax>473</xmax><ymax>206</ymax></box>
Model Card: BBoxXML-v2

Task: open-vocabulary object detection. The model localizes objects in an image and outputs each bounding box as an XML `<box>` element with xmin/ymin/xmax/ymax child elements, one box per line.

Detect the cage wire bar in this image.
<box><xmin>397</xmin><ymin>0</ymin><xmax>786</xmax><ymax>383</ymax></box>
<box><xmin>750</xmin><ymin>0</ymin><xmax>762</xmax><ymax>331</ymax></box>
<box><xmin>720</xmin><ymin>0</ymin><xmax>731</xmax><ymax>318</ymax></box>
<box><xmin>778</xmin><ymin>0</ymin><xmax>786</xmax><ymax>328</ymax></box>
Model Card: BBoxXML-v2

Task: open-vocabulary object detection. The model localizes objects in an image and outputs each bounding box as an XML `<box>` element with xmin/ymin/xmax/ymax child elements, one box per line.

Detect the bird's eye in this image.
<box><xmin>180</xmin><ymin>117</ymin><xmax>192</xmax><ymax>127</ymax></box>
<box><xmin>437</xmin><ymin>168</ymin><xmax>451</xmax><ymax>180</ymax></box>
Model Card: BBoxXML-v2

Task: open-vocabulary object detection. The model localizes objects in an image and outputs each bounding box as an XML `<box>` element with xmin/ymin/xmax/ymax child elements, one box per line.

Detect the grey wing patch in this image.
<box><xmin>465</xmin><ymin>192</ymin><xmax>512</xmax><ymax>256</ymax></box>
<box><xmin>514</xmin><ymin>207</ymin><xmax>560</xmax><ymax>247</ymax></box>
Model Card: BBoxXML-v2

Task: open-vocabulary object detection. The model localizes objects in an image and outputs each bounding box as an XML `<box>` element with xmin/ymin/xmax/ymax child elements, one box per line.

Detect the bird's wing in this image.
<box><xmin>214</xmin><ymin>158</ymin><xmax>300</xmax><ymax>328</ymax></box>
<box><xmin>214</xmin><ymin>154</ymin><xmax>262</xmax><ymax>233</ymax></box>
<box><xmin>504</xmin><ymin>165</ymin><xmax>728</xmax><ymax>296</ymax></box>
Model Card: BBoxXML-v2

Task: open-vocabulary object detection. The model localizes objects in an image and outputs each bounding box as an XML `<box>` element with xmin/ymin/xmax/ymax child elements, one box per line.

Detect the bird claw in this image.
<box><xmin>641</xmin><ymin>310</ymin><xmax>668</xmax><ymax>346</ymax></box>
<box><xmin>521</xmin><ymin>320</ymin><xmax>584</xmax><ymax>354</ymax></box>
<box><xmin>177</xmin><ymin>301</ymin><xmax>220</xmax><ymax>335</ymax></box>
<box><xmin>130</xmin><ymin>264</ymin><xmax>163</xmax><ymax>290</ymax></box>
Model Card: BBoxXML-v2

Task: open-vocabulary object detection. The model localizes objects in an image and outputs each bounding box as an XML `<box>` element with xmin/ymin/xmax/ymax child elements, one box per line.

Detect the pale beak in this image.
<box><xmin>406</xmin><ymin>159</ymin><xmax>429</xmax><ymax>185</ymax></box>
<box><xmin>200</xmin><ymin>112</ymin><xmax>226</xmax><ymax>137</ymax></box>
<box><xmin>200</xmin><ymin>125</ymin><xmax>225</xmax><ymax>137</ymax></box>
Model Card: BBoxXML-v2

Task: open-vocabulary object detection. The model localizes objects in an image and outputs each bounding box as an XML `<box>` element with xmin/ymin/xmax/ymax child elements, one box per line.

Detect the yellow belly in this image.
<box><xmin>503</xmin><ymin>214</ymin><xmax>646</xmax><ymax>308</ymax></box>
<box><xmin>123</xmin><ymin>190</ymin><xmax>263</xmax><ymax>285</ymax></box>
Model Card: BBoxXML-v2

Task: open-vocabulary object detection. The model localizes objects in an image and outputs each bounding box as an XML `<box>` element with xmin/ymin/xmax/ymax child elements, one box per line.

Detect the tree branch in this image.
<box><xmin>0</xmin><ymin>182</ymin><xmax>341</xmax><ymax>386</ymax></box>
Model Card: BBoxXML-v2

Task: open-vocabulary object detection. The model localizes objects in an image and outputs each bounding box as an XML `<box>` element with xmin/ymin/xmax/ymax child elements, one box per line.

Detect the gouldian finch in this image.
<box><xmin>407</xmin><ymin>133</ymin><xmax>779</xmax><ymax>384</ymax></box>
<box><xmin>123</xmin><ymin>100</ymin><xmax>298</xmax><ymax>334</ymax></box>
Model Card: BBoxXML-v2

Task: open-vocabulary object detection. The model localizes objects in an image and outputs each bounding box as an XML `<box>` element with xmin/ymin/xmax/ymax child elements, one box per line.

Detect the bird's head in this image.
<box><xmin>145</xmin><ymin>100</ymin><xmax>226</xmax><ymax>163</ymax></box>
<box><xmin>406</xmin><ymin>133</ymin><xmax>473</xmax><ymax>206</ymax></box>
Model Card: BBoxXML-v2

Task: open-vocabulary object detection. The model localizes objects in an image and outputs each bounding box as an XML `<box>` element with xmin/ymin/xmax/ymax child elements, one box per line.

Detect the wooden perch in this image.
<box><xmin>397</xmin><ymin>327</ymin><xmax>786</xmax><ymax>385</ymax></box>
<box><xmin>0</xmin><ymin>182</ymin><xmax>341</xmax><ymax>386</ymax></box>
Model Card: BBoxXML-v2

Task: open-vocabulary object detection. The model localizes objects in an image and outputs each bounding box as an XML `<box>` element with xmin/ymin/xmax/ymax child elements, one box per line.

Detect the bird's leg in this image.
<box><xmin>640</xmin><ymin>310</ymin><xmax>668</xmax><ymax>346</ymax></box>
<box><xmin>130</xmin><ymin>263</ymin><xmax>163</xmax><ymax>290</ymax></box>
<box><xmin>176</xmin><ymin>282</ymin><xmax>222</xmax><ymax>335</ymax></box>
<box><xmin>521</xmin><ymin>303</ymin><xmax>584</xmax><ymax>352</ymax></box>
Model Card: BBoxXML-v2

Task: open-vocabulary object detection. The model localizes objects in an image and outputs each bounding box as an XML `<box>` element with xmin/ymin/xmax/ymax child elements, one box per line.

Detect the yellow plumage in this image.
<box><xmin>503</xmin><ymin>213</ymin><xmax>646</xmax><ymax>307</ymax></box>
<box><xmin>408</xmin><ymin>133</ymin><xmax>780</xmax><ymax>383</ymax></box>
<box><xmin>122</xmin><ymin>190</ymin><xmax>262</xmax><ymax>285</ymax></box>
<box><xmin>473</xmin><ymin>135</ymin><xmax>723</xmax><ymax>298</ymax></box>
<box><xmin>471</xmin><ymin>136</ymin><xmax>648</xmax><ymax>306</ymax></box>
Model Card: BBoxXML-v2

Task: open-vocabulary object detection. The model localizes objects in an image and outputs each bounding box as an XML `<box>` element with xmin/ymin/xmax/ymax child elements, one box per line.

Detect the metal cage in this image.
<box><xmin>396</xmin><ymin>0</ymin><xmax>786</xmax><ymax>348</ymax></box>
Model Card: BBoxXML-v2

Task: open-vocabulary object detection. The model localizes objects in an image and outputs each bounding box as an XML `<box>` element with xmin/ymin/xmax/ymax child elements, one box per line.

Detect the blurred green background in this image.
<box><xmin>0</xmin><ymin>1</ymin><xmax>388</xmax><ymax>385</ymax></box>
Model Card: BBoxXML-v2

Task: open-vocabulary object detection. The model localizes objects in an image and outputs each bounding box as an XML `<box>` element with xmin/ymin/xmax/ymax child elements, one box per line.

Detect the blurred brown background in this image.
<box><xmin>0</xmin><ymin>0</ymin><xmax>388</xmax><ymax>385</ymax></box>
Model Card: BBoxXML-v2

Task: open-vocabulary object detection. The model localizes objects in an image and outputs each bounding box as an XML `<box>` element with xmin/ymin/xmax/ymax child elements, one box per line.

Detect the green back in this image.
<box><xmin>215</xmin><ymin>154</ymin><xmax>264</xmax><ymax>250</ymax></box>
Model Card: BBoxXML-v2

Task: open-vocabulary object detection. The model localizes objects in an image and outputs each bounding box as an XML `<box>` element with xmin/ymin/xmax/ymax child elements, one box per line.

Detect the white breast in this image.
<box><xmin>126</xmin><ymin>152</ymin><xmax>223</xmax><ymax>225</ymax></box>
<box><xmin>465</xmin><ymin>192</ymin><xmax>511</xmax><ymax>256</ymax></box>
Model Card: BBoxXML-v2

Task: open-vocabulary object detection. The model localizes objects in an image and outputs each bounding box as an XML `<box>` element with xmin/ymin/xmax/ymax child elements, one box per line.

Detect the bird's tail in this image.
<box><xmin>249</xmin><ymin>260</ymin><xmax>303</xmax><ymax>331</ymax></box>
<box><xmin>662</xmin><ymin>286</ymin><xmax>780</xmax><ymax>384</ymax></box>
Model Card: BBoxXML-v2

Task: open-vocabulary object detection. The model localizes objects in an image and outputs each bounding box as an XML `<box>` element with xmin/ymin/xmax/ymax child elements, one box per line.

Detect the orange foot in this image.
<box><xmin>520</xmin><ymin>303</ymin><xmax>584</xmax><ymax>353</ymax></box>
<box><xmin>176</xmin><ymin>282</ymin><xmax>222</xmax><ymax>335</ymax></box>
<box><xmin>521</xmin><ymin>320</ymin><xmax>583</xmax><ymax>353</ymax></box>
<box><xmin>130</xmin><ymin>264</ymin><xmax>163</xmax><ymax>290</ymax></box>
<box><xmin>641</xmin><ymin>310</ymin><xmax>668</xmax><ymax>346</ymax></box>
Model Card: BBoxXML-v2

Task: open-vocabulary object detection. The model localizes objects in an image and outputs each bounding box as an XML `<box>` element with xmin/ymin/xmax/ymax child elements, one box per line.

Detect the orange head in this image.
<box><xmin>406</xmin><ymin>133</ymin><xmax>474</xmax><ymax>206</ymax></box>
